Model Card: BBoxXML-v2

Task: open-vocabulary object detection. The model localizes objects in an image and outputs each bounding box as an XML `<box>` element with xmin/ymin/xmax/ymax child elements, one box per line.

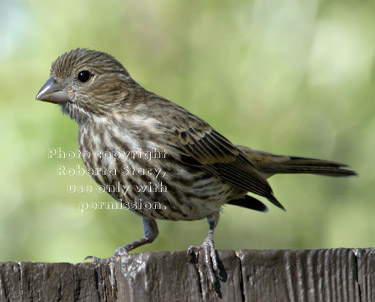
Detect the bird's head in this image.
<box><xmin>36</xmin><ymin>48</ymin><xmax>135</xmax><ymax>123</ymax></box>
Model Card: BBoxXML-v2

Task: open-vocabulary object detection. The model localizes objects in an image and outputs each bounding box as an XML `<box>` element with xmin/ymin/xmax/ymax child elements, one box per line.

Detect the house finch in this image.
<box><xmin>36</xmin><ymin>49</ymin><xmax>356</xmax><ymax>286</ymax></box>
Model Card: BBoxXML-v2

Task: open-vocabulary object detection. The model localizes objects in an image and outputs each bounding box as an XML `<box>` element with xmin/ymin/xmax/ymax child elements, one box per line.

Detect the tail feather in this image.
<box><xmin>228</xmin><ymin>195</ymin><xmax>269</xmax><ymax>212</ymax></box>
<box><xmin>237</xmin><ymin>146</ymin><xmax>357</xmax><ymax>179</ymax></box>
<box><xmin>261</xmin><ymin>156</ymin><xmax>357</xmax><ymax>177</ymax></box>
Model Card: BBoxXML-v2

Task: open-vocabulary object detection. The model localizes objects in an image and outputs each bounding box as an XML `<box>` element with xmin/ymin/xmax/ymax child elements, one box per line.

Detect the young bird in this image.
<box><xmin>36</xmin><ymin>48</ymin><xmax>356</xmax><ymax>287</ymax></box>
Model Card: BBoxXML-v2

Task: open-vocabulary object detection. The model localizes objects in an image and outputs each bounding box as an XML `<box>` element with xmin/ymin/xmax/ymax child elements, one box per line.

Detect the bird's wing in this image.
<box><xmin>164</xmin><ymin>110</ymin><xmax>284</xmax><ymax>209</ymax></box>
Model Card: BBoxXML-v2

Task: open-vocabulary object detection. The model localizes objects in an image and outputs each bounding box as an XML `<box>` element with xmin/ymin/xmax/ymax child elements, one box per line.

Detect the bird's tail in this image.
<box><xmin>237</xmin><ymin>146</ymin><xmax>357</xmax><ymax>179</ymax></box>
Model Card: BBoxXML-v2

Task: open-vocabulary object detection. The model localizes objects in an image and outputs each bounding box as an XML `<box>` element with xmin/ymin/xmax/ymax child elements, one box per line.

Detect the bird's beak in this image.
<box><xmin>36</xmin><ymin>77</ymin><xmax>71</xmax><ymax>104</ymax></box>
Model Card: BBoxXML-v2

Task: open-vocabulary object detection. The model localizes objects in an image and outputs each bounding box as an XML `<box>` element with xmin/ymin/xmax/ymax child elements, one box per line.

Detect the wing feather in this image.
<box><xmin>149</xmin><ymin>98</ymin><xmax>284</xmax><ymax>209</ymax></box>
<box><xmin>169</xmin><ymin>118</ymin><xmax>282</xmax><ymax>207</ymax></box>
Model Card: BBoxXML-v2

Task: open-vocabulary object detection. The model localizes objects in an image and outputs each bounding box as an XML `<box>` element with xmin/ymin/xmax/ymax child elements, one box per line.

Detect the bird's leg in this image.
<box><xmin>187</xmin><ymin>212</ymin><xmax>220</xmax><ymax>288</ymax></box>
<box><xmin>85</xmin><ymin>217</ymin><xmax>159</xmax><ymax>263</ymax></box>
<box><xmin>111</xmin><ymin>217</ymin><xmax>159</xmax><ymax>258</ymax></box>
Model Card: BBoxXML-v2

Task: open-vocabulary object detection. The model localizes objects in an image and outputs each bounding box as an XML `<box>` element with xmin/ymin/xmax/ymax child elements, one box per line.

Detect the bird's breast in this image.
<box><xmin>77</xmin><ymin>121</ymin><xmax>243</xmax><ymax>221</ymax></box>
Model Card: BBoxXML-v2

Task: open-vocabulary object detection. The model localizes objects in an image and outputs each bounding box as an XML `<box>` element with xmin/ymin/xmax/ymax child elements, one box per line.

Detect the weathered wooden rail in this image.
<box><xmin>0</xmin><ymin>248</ymin><xmax>374</xmax><ymax>301</ymax></box>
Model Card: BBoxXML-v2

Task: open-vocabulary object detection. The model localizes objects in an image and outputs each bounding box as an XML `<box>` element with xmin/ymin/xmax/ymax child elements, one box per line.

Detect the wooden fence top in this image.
<box><xmin>0</xmin><ymin>248</ymin><xmax>374</xmax><ymax>302</ymax></box>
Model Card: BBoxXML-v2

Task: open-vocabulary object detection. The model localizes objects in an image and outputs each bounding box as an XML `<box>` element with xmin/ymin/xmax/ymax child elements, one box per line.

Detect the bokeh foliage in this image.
<box><xmin>0</xmin><ymin>0</ymin><xmax>374</xmax><ymax>262</ymax></box>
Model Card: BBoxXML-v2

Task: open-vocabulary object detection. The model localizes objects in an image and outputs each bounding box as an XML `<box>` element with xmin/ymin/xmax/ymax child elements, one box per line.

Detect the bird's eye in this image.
<box><xmin>77</xmin><ymin>70</ymin><xmax>92</xmax><ymax>83</ymax></box>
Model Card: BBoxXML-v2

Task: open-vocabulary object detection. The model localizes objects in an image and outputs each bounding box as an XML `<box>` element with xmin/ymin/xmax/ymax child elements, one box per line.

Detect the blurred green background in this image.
<box><xmin>0</xmin><ymin>0</ymin><xmax>374</xmax><ymax>263</ymax></box>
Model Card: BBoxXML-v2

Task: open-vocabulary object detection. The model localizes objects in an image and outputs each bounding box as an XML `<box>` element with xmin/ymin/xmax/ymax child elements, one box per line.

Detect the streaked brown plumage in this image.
<box><xmin>36</xmin><ymin>48</ymin><xmax>356</xmax><ymax>287</ymax></box>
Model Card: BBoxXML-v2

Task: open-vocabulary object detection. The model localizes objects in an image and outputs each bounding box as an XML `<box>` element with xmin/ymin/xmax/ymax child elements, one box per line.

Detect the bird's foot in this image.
<box><xmin>84</xmin><ymin>246</ymin><xmax>129</xmax><ymax>288</ymax></box>
<box><xmin>84</xmin><ymin>246</ymin><xmax>129</xmax><ymax>264</ymax></box>
<box><xmin>187</xmin><ymin>236</ymin><xmax>219</xmax><ymax>290</ymax></box>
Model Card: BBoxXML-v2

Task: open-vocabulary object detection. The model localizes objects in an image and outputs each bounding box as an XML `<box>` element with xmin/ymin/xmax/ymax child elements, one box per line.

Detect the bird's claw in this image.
<box><xmin>84</xmin><ymin>246</ymin><xmax>129</xmax><ymax>263</ymax></box>
<box><xmin>84</xmin><ymin>255</ymin><xmax>115</xmax><ymax>264</ymax></box>
<box><xmin>187</xmin><ymin>237</ymin><xmax>219</xmax><ymax>289</ymax></box>
<box><xmin>84</xmin><ymin>252</ymin><xmax>123</xmax><ymax>288</ymax></box>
